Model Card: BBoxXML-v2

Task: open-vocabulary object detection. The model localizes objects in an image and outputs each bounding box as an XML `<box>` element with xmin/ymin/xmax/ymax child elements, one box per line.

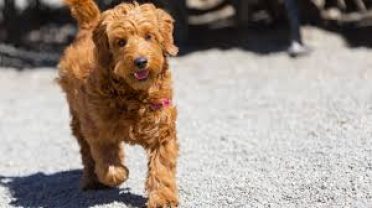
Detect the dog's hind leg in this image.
<box><xmin>71</xmin><ymin>114</ymin><xmax>109</xmax><ymax>190</ymax></box>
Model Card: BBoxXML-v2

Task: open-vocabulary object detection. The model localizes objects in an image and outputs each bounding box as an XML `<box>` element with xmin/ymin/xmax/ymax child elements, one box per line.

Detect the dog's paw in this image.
<box><xmin>147</xmin><ymin>202</ymin><xmax>178</xmax><ymax>208</ymax></box>
<box><xmin>148</xmin><ymin>202</ymin><xmax>178</xmax><ymax>208</ymax></box>
<box><xmin>81</xmin><ymin>178</ymin><xmax>110</xmax><ymax>191</ymax></box>
<box><xmin>147</xmin><ymin>194</ymin><xmax>178</xmax><ymax>208</ymax></box>
<box><xmin>80</xmin><ymin>171</ymin><xmax>111</xmax><ymax>191</ymax></box>
<box><xmin>95</xmin><ymin>165</ymin><xmax>129</xmax><ymax>187</ymax></box>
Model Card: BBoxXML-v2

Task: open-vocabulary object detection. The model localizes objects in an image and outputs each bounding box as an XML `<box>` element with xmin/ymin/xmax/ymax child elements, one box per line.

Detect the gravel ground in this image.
<box><xmin>0</xmin><ymin>27</ymin><xmax>372</xmax><ymax>208</ymax></box>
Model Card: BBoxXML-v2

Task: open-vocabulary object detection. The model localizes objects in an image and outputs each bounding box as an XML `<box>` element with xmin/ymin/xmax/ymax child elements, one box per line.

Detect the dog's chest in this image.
<box><xmin>101</xmin><ymin>105</ymin><xmax>176</xmax><ymax>144</ymax></box>
<box><xmin>128</xmin><ymin>108</ymin><xmax>174</xmax><ymax>143</ymax></box>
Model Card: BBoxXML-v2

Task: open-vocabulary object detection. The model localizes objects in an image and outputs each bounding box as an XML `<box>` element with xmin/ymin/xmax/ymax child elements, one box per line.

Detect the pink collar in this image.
<box><xmin>150</xmin><ymin>98</ymin><xmax>171</xmax><ymax>111</ymax></box>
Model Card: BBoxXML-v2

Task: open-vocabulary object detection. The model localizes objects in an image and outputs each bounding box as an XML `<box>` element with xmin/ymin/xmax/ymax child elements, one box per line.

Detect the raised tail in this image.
<box><xmin>64</xmin><ymin>0</ymin><xmax>100</xmax><ymax>29</ymax></box>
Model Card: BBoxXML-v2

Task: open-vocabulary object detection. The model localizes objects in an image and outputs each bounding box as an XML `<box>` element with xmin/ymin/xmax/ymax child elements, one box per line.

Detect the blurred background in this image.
<box><xmin>1</xmin><ymin>0</ymin><xmax>372</xmax><ymax>68</ymax></box>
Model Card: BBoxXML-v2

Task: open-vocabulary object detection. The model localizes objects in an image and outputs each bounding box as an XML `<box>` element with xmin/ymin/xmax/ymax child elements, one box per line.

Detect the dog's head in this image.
<box><xmin>92</xmin><ymin>2</ymin><xmax>178</xmax><ymax>90</ymax></box>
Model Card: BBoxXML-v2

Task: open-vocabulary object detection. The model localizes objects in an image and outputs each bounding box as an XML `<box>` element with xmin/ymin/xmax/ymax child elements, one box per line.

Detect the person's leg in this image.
<box><xmin>3</xmin><ymin>0</ymin><xmax>21</xmax><ymax>45</ymax></box>
<box><xmin>284</xmin><ymin>0</ymin><xmax>311</xmax><ymax>56</ymax></box>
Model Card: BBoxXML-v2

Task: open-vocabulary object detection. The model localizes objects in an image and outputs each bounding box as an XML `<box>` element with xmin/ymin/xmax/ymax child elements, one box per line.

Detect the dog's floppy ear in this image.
<box><xmin>92</xmin><ymin>17</ymin><xmax>112</xmax><ymax>67</ymax></box>
<box><xmin>156</xmin><ymin>9</ymin><xmax>178</xmax><ymax>56</ymax></box>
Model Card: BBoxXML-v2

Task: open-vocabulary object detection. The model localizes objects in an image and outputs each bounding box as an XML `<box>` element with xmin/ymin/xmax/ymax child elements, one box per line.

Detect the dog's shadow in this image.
<box><xmin>0</xmin><ymin>170</ymin><xmax>146</xmax><ymax>208</ymax></box>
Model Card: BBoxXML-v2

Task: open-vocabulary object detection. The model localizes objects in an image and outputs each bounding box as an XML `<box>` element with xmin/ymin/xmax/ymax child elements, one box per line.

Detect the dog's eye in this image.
<box><xmin>144</xmin><ymin>34</ymin><xmax>152</xmax><ymax>41</ymax></box>
<box><xmin>117</xmin><ymin>39</ymin><xmax>127</xmax><ymax>47</ymax></box>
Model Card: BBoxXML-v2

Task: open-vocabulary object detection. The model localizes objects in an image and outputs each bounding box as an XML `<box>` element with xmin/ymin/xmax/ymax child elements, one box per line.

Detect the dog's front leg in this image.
<box><xmin>145</xmin><ymin>135</ymin><xmax>179</xmax><ymax>208</ymax></box>
<box><xmin>89</xmin><ymin>141</ymin><xmax>129</xmax><ymax>187</ymax></box>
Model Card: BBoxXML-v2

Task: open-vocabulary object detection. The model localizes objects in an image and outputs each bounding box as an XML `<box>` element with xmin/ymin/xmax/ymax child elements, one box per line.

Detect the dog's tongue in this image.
<box><xmin>134</xmin><ymin>70</ymin><xmax>149</xmax><ymax>80</ymax></box>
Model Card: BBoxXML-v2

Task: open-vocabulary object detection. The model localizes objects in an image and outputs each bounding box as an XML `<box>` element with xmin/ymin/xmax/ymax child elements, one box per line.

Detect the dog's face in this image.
<box><xmin>93</xmin><ymin>3</ymin><xmax>178</xmax><ymax>90</ymax></box>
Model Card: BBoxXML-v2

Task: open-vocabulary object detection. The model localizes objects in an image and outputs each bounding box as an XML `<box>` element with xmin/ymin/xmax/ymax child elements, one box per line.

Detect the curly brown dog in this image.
<box><xmin>57</xmin><ymin>0</ymin><xmax>179</xmax><ymax>207</ymax></box>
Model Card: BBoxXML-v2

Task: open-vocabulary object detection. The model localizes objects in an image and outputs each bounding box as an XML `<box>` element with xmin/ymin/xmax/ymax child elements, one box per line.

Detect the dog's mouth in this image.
<box><xmin>133</xmin><ymin>69</ymin><xmax>149</xmax><ymax>81</ymax></box>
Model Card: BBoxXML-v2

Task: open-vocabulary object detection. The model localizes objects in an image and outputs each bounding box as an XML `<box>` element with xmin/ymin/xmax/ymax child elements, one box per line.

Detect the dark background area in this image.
<box><xmin>0</xmin><ymin>0</ymin><xmax>372</xmax><ymax>68</ymax></box>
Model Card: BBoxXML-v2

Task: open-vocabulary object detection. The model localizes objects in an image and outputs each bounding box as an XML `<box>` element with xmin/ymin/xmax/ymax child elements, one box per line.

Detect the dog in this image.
<box><xmin>57</xmin><ymin>0</ymin><xmax>179</xmax><ymax>207</ymax></box>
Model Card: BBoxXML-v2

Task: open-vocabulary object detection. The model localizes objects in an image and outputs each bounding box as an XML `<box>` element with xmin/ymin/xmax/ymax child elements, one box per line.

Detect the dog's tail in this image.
<box><xmin>64</xmin><ymin>0</ymin><xmax>100</xmax><ymax>29</ymax></box>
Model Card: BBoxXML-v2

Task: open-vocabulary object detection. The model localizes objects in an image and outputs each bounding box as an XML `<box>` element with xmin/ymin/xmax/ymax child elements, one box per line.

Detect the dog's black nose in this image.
<box><xmin>134</xmin><ymin>57</ymin><xmax>148</xmax><ymax>69</ymax></box>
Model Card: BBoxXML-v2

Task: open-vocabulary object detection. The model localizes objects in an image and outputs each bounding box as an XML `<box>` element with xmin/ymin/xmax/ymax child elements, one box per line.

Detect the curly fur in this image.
<box><xmin>57</xmin><ymin>1</ymin><xmax>179</xmax><ymax>207</ymax></box>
